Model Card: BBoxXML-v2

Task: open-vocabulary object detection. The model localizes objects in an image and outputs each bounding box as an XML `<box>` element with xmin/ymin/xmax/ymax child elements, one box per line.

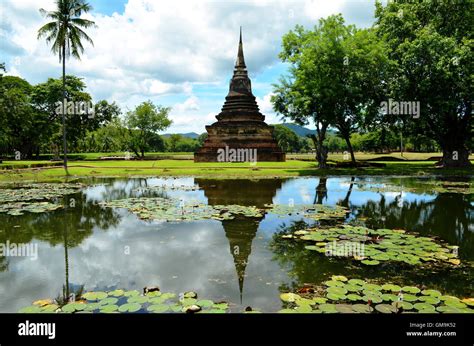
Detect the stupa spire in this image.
<box><xmin>235</xmin><ymin>26</ymin><xmax>246</xmax><ymax>68</ymax></box>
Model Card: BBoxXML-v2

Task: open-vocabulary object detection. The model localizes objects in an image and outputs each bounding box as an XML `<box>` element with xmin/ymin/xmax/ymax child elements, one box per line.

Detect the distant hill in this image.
<box><xmin>275</xmin><ymin>123</ymin><xmax>339</xmax><ymax>137</ymax></box>
<box><xmin>275</xmin><ymin>123</ymin><xmax>316</xmax><ymax>137</ymax></box>
<box><xmin>162</xmin><ymin>132</ymin><xmax>200</xmax><ymax>139</ymax></box>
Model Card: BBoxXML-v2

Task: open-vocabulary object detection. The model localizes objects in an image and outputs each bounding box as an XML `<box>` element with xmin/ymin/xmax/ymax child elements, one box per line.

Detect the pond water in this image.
<box><xmin>0</xmin><ymin>176</ymin><xmax>472</xmax><ymax>312</ymax></box>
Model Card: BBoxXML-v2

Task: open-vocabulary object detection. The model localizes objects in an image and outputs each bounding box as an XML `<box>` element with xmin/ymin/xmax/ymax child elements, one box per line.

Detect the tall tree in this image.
<box><xmin>125</xmin><ymin>101</ymin><xmax>172</xmax><ymax>158</ymax></box>
<box><xmin>272</xmin><ymin>16</ymin><xmax>388</xmax><ymax>166</ymax></box>
<box><xmin>38</xmin><ymin>0</ymin><xmax>96</xmax><ymax>173</ymax></box>
<box><xmin>374</xmin><ymin>0</ymin><xmax>473</xmax><ymax>167</ymax></box>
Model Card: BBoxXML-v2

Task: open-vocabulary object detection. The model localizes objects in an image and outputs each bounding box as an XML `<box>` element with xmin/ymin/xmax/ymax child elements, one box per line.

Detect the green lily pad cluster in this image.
<box><xmin>19</xmin><ymin>289</ymin><xmax>230</xmax><ymax>314</ymax></box>
<box><xmin>0</xmin><ymin>183</ymin><xmax>83</xmax><ymax>203</ymax></box>
<box><xmin>293</xmin><ymin>225</ymin><xmax>460</xmax><ymax>266</ymax></box>
<box><xmin>0</xmin><ymin>201</ymin><xmax>63</xmax><ymax>216</ymax></box>
<box><xmin>0</xmin><ymin>183</ymin><xmax>83</xmax><ymax>216</ymax></box>
<box><xmin>264</xmin><ymin>203</ymin><xmax>349</xmax><ymax>221</ymax></box>
<box><xmin>355</xmin><ymin>180</ymin><xmax>473</xmax><ymax>195</ymax></box>
<box><xmin>278</xmin><ymin>275</ymin><xmax>474</xmax><ymax>314</ymax></box>
<box><xmin>100</xmin><ymin>197</ymin><xmax>263</xmax><ymax>222</ymax></box>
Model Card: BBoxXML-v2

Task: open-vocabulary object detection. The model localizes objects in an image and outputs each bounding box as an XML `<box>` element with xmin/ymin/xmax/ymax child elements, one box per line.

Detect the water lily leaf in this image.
<box><xmin>392</xmin><ymin>301</ymin><xmax>413</xmax><ymax>310</ymax></box>
<box><xmin>361</xmin><ymin>260</ymin><xmax>380</xmax><ymax>265</ymax></box>
<box><xmin>127</xmin><ymin>296</ymin><xmax>149</xmax><ymax>304</ymax></box>
<box><xmin>295</xmin><ymin>298</ymin><xmax>315</xmax><ymax>306</ymax></box>
<box><xmin>84</xmin><ymin>303</ymin><xmax>101</xmax><ymax>311</ymax></box>
<box><xmin>324</xmin><ymin>280</ymin><xmax>345</xmax><ymax>287</ymax></box>
<box><xmin>180</xmin><ymin>298</ymin><xmax>197</xmax><ymax>306</ymax></box>
<box><xmin>401</xmin><ymin>294</ymin><xmax>418</xmax><ymax>302</ymax></box>
<box><xmin>99</xmin><ymin>304</ymin><xmax>119</xmax><ymax>313</ymax></box>
<box><xmin>362</xmin><ymin>295</ymin><xmax>382</xmax><ymax>304</ymax></box>
<box><xmin>202</xmin><ymin>308</ymin><xmax>226</xmax><ymax>313</ymax></box>
<box><xmin>19</xmin><ymin>305</ymin><xmax>42</xmax><ymax>313</ymax></box>
<box><xmin>348</xmin><ymin>279</ymin><xmax>366</xmax><ymax>286</ymax></box>
<box><xmin>312</xmin><ymin>297</ymin><xmax>328</xmax><ymax>304</ymax></box>
<box><xmin>436</xmin><ymin>305</ymin><xmax>462</xmax><ymax>313</ymax></box>
<box><xmin>295</xmin><ymin>304</ymin><xmax>312</xmax><ymax>313</ymax></box>
<box><xmin>363</xmin><ymin>284</ymin><xmax>382</xmax><ymax>291</ymax></box>
<box><xmin>61</xmin><ymin>303</ymin><xmax>85</xmax><ymax>313</ymax></box>
<box><xmin>346</xmin><ymin>294</ymin><xmax>362</xmax><ymax>301</ymax></box>
<box><xmin>381</xmin><ymin>294</ymin><xmax>398</xmax><ymax>302</ymax></box>
<box><xmin>401</xmin><ymin>286</ymin><xmax>421</xmax><ymax>294</ymax></box>
<box><xmin>98</xmin><ymin>297</ymin><xmax>119</xmax><ymax>306</ymax></box>
<box><xmin>118</xmin><ymin>303</ymin><xmax>141</xmax><ymax>313</ymax></box>
<box><xmin>444</xmin><ymin>300</ymin><xmax>466</xmax><ymax>309</ymax></box>
<box><xmin>212</xmin><ymin>303</ymin><xmax>228</xmax><ymax>310</ymax></box>
<box><xmin>344</xmin><ymin>284</ymin><xmax>362</xmax><ymax>292</ymax></box>
<box><xmin>83</xmin><ymin>291</ymin><xmax>108</xmax><ymax>301</ymax></box>
<box><xmin>196</xmin><ymin>300</ymin><xmax>214</xmax><ymax>308</ymax></box>
<box><xmin>40</xmin><ymin>304</ymin><xmax>59</xmax><ymax>312</ymax></box>
<box><xmin>184</xmin><ymin>291</ymin><xmax>197</xmax><ymax>298</ymax></box>
<box><xmin>327</xmin><ymin>287</ymin><xmax>348</xmax><ymax>296</ymax></box>
<box><xmin>335</xmin><ymin>304</ymin><xmax>354</xmax><ymax>313</ymax></box>
<box><xmin>160</xmin><ymin>293</ymin><xmax>176</xmax><ymax>300</ymax></box>
<box><xmin>331</xmin><ymin>275</ymin><xmax>348</xmax><ymax>282</ymax></box>
<box><xmin>352</xmin><ymin>304</ymin><xmax>373</xmax><ymax>313</ymax></box>
<box><xmin>414</xmin><ymin>303</ymin><xmax>436</xmax><ymax>312</ymax></box>
<box><xmin>280</xmin><ymin>293</ymin><xmax>301</xmax><ymax>302</ymax></box>
<box><xmin>147</xmin><ymin>304</ymin><xmax>169</xmax><ymax>313</ymax></box>
<box><xmin>418</xmin><ymin>296</ymin><xmax>440</xmax><ymax>305</ymax></box>
<box><xmin>327</xmin><ymin>293</ymin><xmax>345</xmax><ymax>301</ymax></box>
<box><xmin>375</xmin><ymin>304</ymin><xmax>397</xmax><ymax>314</ymax></box>
<box><xmin>382</xmin><ymin>284</ymin><xmax>401</xmax><ymax>292</ymax></box>
<box><xmin>318</xmin><ymin>304</ymin><xmax>337</xmax><ymax>313</ymax></box>
<box><xmin>421</xmin><ymin>289</ymin><xmax>441</xmax><ymax>297</ymax></box>
<box><xmin>440</xmin><ymin>295</ymin><xmax>460</xmax><ymax>302</ymax></box>
<box><xmin>123</xmin><ymin>290</ymin><xmax>140</xmax><ymax>297</ymax></box>
<box><xmin>108</xmin><ymin>289</ymin><xmax>125</xmax><ymax>297</ymax></box>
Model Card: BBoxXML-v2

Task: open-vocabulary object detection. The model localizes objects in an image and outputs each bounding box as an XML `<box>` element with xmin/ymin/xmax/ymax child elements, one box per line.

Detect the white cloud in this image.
<box><xmin>2</xmin><ymin>0</ymin><xmax>379</xmax><ymax>132</ymax></box>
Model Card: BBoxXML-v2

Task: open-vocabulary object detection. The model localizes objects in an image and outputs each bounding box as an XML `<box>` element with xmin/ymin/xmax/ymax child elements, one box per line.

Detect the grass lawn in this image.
<box><xmin>0</xmin><ymin>154</ymin><xmax>472</xmax><ymax>182</ymax></box>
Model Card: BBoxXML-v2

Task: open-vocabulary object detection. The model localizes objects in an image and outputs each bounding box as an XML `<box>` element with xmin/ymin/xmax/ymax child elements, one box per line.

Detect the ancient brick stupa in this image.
<box><xmin>194</xmin><ymin>29</ymin><xmax>285</xmax><ymax>162</ymax></box>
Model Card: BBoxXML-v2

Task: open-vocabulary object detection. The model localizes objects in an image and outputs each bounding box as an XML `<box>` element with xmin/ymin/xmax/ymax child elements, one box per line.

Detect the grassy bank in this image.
<box><xmin>0</xmin><ymin>157</ymin><xmax>472</xmax><ymax>182</ymax></box>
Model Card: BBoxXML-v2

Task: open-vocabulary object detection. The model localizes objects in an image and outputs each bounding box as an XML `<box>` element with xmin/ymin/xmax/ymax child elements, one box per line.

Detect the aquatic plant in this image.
<box><xmin>278</xmin><ymin>276</ymin><xmax>474</xmax><ymax>314</ymax></box>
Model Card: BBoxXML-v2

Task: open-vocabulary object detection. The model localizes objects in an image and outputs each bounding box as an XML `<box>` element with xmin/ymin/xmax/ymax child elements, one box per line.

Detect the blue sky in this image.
<box><xmin>1</xmin><ymin>0</ymin><xmax>383</xmax><ymax>133</ymax></box>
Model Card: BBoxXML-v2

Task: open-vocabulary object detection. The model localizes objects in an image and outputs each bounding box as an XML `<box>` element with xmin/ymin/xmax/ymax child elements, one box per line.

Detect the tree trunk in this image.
<box><xmin>439</xmin><ymin>141</ymin><xmax>471</xmax><ymax>168</ymax></box>
<box><xmin>309</xmin><ymin>123</ymin><xmax>328</xmax><ymax>168</ymax></box>
<box><xmin>314</xmin><ymin>177</ymin><xmax>327</xmax><ymax>204</ymax></box>
<box><xmin>62</xmin><ymin>45</ymin><xmax>69</xmax><ymax>175</ymax></box>
<box><xmin>342</xmin><ymin>132</ymin><xmax>356</xmax><ymax>164</ymax></box>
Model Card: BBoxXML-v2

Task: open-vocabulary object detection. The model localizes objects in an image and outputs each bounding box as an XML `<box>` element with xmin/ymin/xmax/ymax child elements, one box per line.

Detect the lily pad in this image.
<box><xmin>118</xmin><ymin>303</ymin><xmax>142</xmax><ymax>313</ymax></box>
<box><xmin>280</xmin><ymin>293</ymin><xmax>300</xmax><ymax>302</ymax></box>
<box><xmin>82</xmin><ymin>291</ymin><xmax>108</xmax><ymax>301</ymax></box>
<box><xmin>99</xmin><ymin>304</ymin><xmax>119</xmax><ymax>313</ymax></box>
<box><xmin>402</xmin><ymin>286</ymin><xmax>421</xmax><ymax>294</ymax></box>
<box><xmin>352</xmin><ymin>304</ymin><xmax>373</xmax><ymax>313</ymax></box>
<box><xmin>413</xmin><ymin>303</ymin><xmax>436</xmax><ymax>312</ymax></box>
<box><xmin>375</xmin><ymin>304</ymin><xmax>397</xmax><ymax>314</ymax></box>
<box><xmin>147</xmin><ymin>304</ymin><xmax>169</xmax><ymax>313</ymax></box>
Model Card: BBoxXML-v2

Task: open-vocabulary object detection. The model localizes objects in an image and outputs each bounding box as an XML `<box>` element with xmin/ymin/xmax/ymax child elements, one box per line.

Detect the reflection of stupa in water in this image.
<box><xmin>195</xmin><ymin>179</ymin><xmax>282</xmax><ymax>302</ymax></box>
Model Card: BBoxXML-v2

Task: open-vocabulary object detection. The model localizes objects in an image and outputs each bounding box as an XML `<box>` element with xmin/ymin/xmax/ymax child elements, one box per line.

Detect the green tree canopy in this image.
<box><xmin>374</xmin><ymin>0</ymin><xmax>473</xmax><ymax>167</ymax></box>
<box><xmin>125</xmin><ymin>101</ymin><xmax>172</xmax><ymax>158</ymax></box>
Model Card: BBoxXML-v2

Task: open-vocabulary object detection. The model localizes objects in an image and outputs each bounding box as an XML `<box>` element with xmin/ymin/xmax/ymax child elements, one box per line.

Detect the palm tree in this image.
<box><xmin>38</xmin><ymin>0</ymin><xmax>95</xmax><ymax>174</ymax></box>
